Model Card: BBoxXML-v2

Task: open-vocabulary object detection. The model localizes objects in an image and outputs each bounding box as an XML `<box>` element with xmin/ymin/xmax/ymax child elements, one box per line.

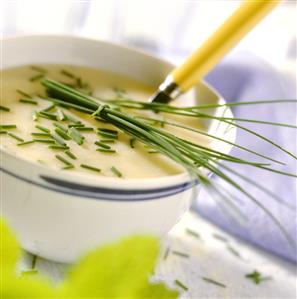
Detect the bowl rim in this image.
<box><xmin>1</xmin><ymin>34</ymin><xmax>235</xmax><ymax>189</ymax></box>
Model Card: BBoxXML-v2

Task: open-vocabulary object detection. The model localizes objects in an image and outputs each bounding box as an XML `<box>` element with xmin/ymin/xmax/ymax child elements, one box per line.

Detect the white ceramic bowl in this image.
<box><xmin>1</xmin><ymin>35</ymin><xmax>235</xmax><ymax>263</ymax></box>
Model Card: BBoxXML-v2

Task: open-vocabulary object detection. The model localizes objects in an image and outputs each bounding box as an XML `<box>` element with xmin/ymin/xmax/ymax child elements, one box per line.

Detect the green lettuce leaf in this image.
<box><xmin>0</xmin><ymin>218</ymin><xmax>179</xmax><ymax>299</ymax></box>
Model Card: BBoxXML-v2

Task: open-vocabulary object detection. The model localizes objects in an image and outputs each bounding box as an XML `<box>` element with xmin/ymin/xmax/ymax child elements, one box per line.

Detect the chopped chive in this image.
<box><xmin>68</xmin><ymin>123</ymin><xmax>85</xmax><ymax>128</ymax></box>
<box><xmin>174</xmin><ymin>279</ymin><xmax>188</xmax><ymax>291</ymax></box>
<box><xmin>31</xmin><ymin>254</ymin><xmax>38</xmax><ymax>269</ymax></box>
<box><xmin>55</xmin><ymin>128</ymin><xmax>71</xmax><ymax>140</ymax></box>
<box><xmin>227</xmin><ymin>245</ymin><xmax>241</xmax><ymax>258</ymax></box>
<box><xmin>32</xmin><ymin>111</ymin><xmax>39</xmax><ymax>121</ymax></box>
<box><xmin>8</xmin><ymin>133</ymin><xmax>24</xmax><ymax>142</ymax></box>
<box><xmin>100</xmin><ymin>139</ymin><xmax>115</xmax><ymax>144</ymax></box>
<box><xmin>30</xmin><ymin>73</ymin><xmax>44</xmax><ymax>82</ymax></box>
<box><xmin>212</xmin><ymin>233</ymin><xmax>229</xmax><ymax>243</ymax></box>
<box><xmin>57</xmin><ymin>109</ymin><xmax>65</xmax><ymax>121</ymax></box>
<box><xmin>111</xmin><ymin>166</ymin><xmax>122</xmax><ymax>177</ymax></box>
<box><xmin>33</xmin><ymin>139</ymin><xmax>55</xmax><ymax>144</ymax></box>
<box><xmin>62</xmin><ymin>165</ymin><xmax>75</xmax><ymax>170</ymax></box>
<box><xmin>38</xmin><ymin>111</ymin><xmax>57</xmax><ymax>121</ymax></box>
<box><xmin>61</xmin><ymin>69</ymin><xmax>76</xmax><ymax>79</ymax></box>
<box><xmin>172</xmin><ymin>251</ymin><xmax>189</xmax><ymax>258</ymax></box>
<box><xmin>0</xmin><ymin>125</ymin><xmax>17</xmax><ymax>130</ymax></box>
<box><xmin>54</xmin><ymin>122</ymin><xmax>68</xmax><ymax>132</ymax></box>
<box><xmin>0</xmin><ymin>130</ymin><xmax>7</xmax><ymax>134</ymax></box>
<box><xmin>30</xmin><ymin>65</ymin><xmax>47</xmax><ymax>73</ymax></box>
<box><xmin>75</xmin><ymin>127</ymin><xmax>94</xmax><ymax>131</ymax></box>
<box><xmin>163</xmin><ymin>247</ymin><xmax>170</xmax><ymax>260</ymax></box>
<box><xmin>202</xmin><ymin>277</ymin><xmax>226</xmax><ymax>288</ymax></box>
<box><xmin>52</xmin><ymin>133</ymin><xmax>67</xmax><ymax>146</ymax></box>
<box><xmin>130</xmin><ymin>138</ymin><xmax>136</xmax><ymax>148</ymax></box>
<box><xmin>245</xmin><ymin>270</ymin><xmax>271</xmax><ymax>284</ymax></box>
<box><xmin>31</xmin><ymin>132</ymin><xmax>52</xmax><ymax>138</ymax></box>
<box><xmin>42</xmin><ymin>104</ymin><xmax>56</xmax><ymax>112</ymax></box>
<box><xmin>68</xmin><ymin>127</ymin><xmax>84</xmax><ymax>145</ymax></box>
<box><xmin>97</xmin><ymin>131</ymin><xmax>118</xmax><ymax>139</ymax></box>
<box><xmin>65</xmin><ymin>150</ymin><xmax>77</xmax><ymax>160</ymax></box>
<box><xmin>80</xmin><ymin>164</ymin><xmax>101</xmax><ymax>173</ymax></box>
<box><xmin>185</xmin><ymin>228</ymin><xmax>201</xmax><ymax>240</ymax></box>
<box><xmin>0</xmin><ymin>105</ymin><xmax>10</xmax><ymax>112</ymax></box>
<box><xmin>76</xmin><ymin>77</ymin><xmax>83</xmax><ymax>88</ymax></box>
<box><xmin>55</xmin><ymin>154</ymin><xmax>72</xmax><ymax>166</ymax></box>
<box><xmin>48</xmin><ymin>145</ymin><xmax>69</xmax><ymax>150</ymax></box>
<box><xmin>94</xmin><ymin>141</ymin><xmax>111</xmax><ymax>149</ymax></box>
<box><xmin>16</xmin><ymin>89</ymin><xmax>32</xmax><ymax>98</ymax></box>
<box><xmin>63</xmin><ymin>112</ymin><xmax>81</xmax><ymax>124</ymax></box>
<box><xmin>96</xmin><ymin>148</ymin><xmax>116</xmax><ymax>153</ymax></box>
<box><xmin>19</xmin><ymin>99</ymin><xmax>38</xmax><ymax>105</ymax></box>
<box><xmin>148</xmin><ymin>150</ymin><xmax>159</xmax><ymax>154</ymax></box>
<box><xmin>35</xmin><ymin>125</ymin><xmax>50</xmax><ymax>133</ymax></box>
<box><xmin>98</xmin><ymin>128</ymin><xmax>118</xmax><ymax>135</ymax></box>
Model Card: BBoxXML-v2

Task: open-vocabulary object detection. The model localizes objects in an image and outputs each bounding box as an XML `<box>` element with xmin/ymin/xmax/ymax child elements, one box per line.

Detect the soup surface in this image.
<box><xmin>1</xmin><ymin>65</ymin><xmax>210</xmax><ymax>178</ymax></box>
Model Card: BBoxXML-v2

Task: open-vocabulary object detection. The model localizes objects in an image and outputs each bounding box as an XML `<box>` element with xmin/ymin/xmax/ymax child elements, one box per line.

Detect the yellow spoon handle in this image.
<box><xmin>171</xmin><ymin>0</ymin><xmax>281</xmax><ymax>92</ymax></box>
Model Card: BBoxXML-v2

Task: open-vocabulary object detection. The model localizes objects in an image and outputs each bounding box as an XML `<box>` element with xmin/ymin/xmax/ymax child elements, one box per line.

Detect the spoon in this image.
<box><xmin>151</xmin><ymin>0</ymin><xmax>281</xmax><ymax>103</ymax></box>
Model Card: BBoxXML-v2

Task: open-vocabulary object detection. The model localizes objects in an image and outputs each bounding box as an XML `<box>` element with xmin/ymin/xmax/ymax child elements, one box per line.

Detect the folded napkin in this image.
<box><xmin>193</xmin><ymin>53</ymin><xmax>297</xmax><ymax>263</ymax></box>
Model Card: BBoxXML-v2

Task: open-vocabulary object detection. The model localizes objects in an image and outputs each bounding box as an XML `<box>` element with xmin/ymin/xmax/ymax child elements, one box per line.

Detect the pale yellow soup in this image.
<box><xmin>1</xmin><ymin>65</ymin><xmax>210</xmax><ymax>178</ymax></box>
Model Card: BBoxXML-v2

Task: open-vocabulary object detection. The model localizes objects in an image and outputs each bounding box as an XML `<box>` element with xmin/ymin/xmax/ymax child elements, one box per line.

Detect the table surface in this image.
<box><xmin>20</xmin><ymin>211</ymin><xmax>297</xmax><ymax>299</ymax></box>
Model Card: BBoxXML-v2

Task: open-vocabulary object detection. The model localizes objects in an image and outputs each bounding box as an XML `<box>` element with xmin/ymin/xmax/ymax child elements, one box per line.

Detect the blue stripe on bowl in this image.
<box><xmin>1</xmin><ymin>167</ymin><xmax>196</xmax><ymax>201</ymax></box>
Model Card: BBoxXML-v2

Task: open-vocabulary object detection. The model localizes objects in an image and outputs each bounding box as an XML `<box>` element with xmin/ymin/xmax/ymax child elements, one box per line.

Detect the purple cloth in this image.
<box><xmin>194</xmin><ymin>53</ymin><xmax>297</xmax><ymax>263</ymax></box>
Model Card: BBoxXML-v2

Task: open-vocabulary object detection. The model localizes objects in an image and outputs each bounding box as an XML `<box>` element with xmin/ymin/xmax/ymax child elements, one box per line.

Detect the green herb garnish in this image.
<box><xmin>174</xmin><ymin>279</ymin><xmax>188</xmax><ymax>291</ymax></box>
<box><xmin>55</xmin><ymin>154</ymin><xmax>73</xmax><ymax>166</ymax></box>
<box><xmin>130</xmin><ymin>138</ymin><xmax>136</xmax><ymax>148</ymax></box>
<box><xmin>163</xmin><ymin>247</ymin><xmax>170</xmax><ymax>260</ymax></box>
<box><xmin>38</xmin><ymin>111</ymin><xmax>57</xmax><ymax>121</ymax></box>
<box><xmin>32</xmin><ymin>111</ymin><xmax>39</xmax><ymax>121</ymax></box>
<box><xmin>62</xmin><ymin>165</ymin><xmax>75</xmax><ymax>170</ymax></box>
<box><xmin>65</xmin><ymin>150</ymin><xmax>77</xmax><ymax>160</ymax></box>
<box><xmin>42</xmin><ymin>104</ymin><xmax>56</xmax><ymax>112</ymax></box>
<box><xmin>110</xmin><ymin>166</ymin><xmax>122</xmax><ymax>178</ymax></box>
<box><xmin>185</xmin><ymin>228</ymin><xmax>201</xmax><ymax>240</ymax></box>
<box><xmin>0</xmin><ymin>125</ymin><xmax>17</xmax><ymax>130</ymax></box>
<box><xmin>40</xmin><ymin>78</ymin><xmax>297</xmax><ymax>246</ymax></box>
<box><xmin>100</xmin><ymin>139</ymin><xmax>115</xmax><ymax>144</ymax></box>
<box><xmin>171</xmin><ymin>251</ymin><xmax>189</xmax><ymax>258</ymax></box>
<box><xmin>94</xmin><ymin>141</ymin><xmax>111</xmax><ymax>149</ymax></box>
<box><xmin>80</xmin><ymin>164</ymin><xmax>101</xmax><ymax>173</ymax></box>
<box><xmin>48</xmin><ymin>145</ymin><xmax>69</xmax><ymax>150</ymax></box>
<box><xmin>212</xmin><ymin>233</ymin><xmax>229</xmax><ymax>243</ymax></box>
<box><xmin>31</xmin><ymin>132</ymin><xmax>51</xmax><ymax>138</ymax></box>
<box><xmin>245</xmin><ymin>270</ymin><xmax>271</xmax><ymax>284</ymax></box>
<box><xmin>96</xmin><ymin>148</ymin><xmax>116</xmax><ymax>153</ymax></box>
<box><xmin>75</xmin><ymin>127</ymin><xmax>94</xmax><ymax>132</ymax></box>
<box><xmin>68</xmin><ymin>127</ymin><xmax>84</xmax><ymax>145</ymax></box>
<box><xmin>61</xmin><ymin>69</ymin><xmax>76</xmax><ymax>79</ymax></box>
<box><xmin>7</xmin><ymin>133</ymin><xmax>24</xmax><ymax>142</ymax></box>
<box><xmin>0</xmin><ymin>105</ymin><xmax>10</xmax><ymax>112</ymax></box>
<box><xmin>52</xmin><ymin>134</ymin><xmax>67</xmax><ymax>146</ymax></box>
<box><xmin>17</xmin><ymin>140</ymin><xmax>35</xmax><ymax>146</ymax></box>
<box><xmin>33</xmin><ymin>139</ymin><xmax>55</xmax><ymax>144</ymax></box>
<box><xmin>0</xmin><ymin>130</ymin><xmax>7</xmax><ymax>134</ymax></box>
<box><xmin>54</xmin><ymin>122</ymin><xmax>68</xmax><ymax>132</ymax></box>
<box><xmin>16</xmin><ymin>89</ymin><xmax>32</xmax><ymax>98</ymax></box>
<box><xmin>55</xmin><ymin>128</ymin><xmax>71</xmax><ymax>140</ymax></box>
<box><xmin>35</xmin><ymin>125</ymin><xmax>50</xmax><ymax>133</ymax></box>
<box><xmin>19</xmin><ymin>99</ymin><xmax>38</xmax><ymax>105</ymax></box>
<box><xmin>30</xmin><ymin>74</ymin><xmax>44</xmax><ymax>82</ymax></box>
<box><xmin>30</xmin><ymin>65</ymin><xmax>47</xmax><ymax>73</ymax></box>
<box><xmin>227</xmin><ymin>245</ymin><xmax>241</xmax><ymax>258</ymax></box>
<box><xmin>202</xmin><ymin>277</ymin><xmax>226</xmax><ymax>288</ymax></box>
<box><xmin>63</xmin><ymin>113</ymin><xmax>81</xmax><ymax>124</ymax></box>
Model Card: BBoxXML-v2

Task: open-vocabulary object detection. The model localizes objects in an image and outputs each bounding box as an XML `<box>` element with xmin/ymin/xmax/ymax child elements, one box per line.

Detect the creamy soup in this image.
<box><xmin>1</xmin><ymin>65</ymin><xmax>210</xmax><ymax>178</ymax></box>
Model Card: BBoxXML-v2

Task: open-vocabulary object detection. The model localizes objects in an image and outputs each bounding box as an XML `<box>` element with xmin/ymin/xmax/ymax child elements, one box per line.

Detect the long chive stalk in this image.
<box><xmin>41</xmin><ymin>78</ymin><xmax>297</xmax><ymax>244</ymax></box>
